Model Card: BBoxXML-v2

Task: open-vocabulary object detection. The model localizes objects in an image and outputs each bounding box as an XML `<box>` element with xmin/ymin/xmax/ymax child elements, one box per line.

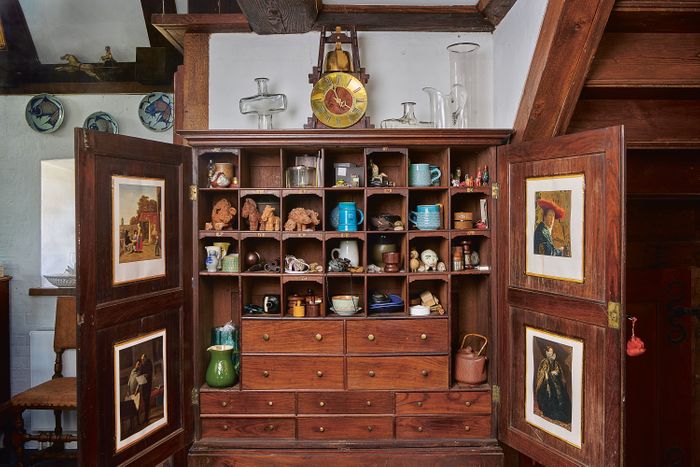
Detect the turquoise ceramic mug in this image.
<box><xmin>336</xmin><ymin>201</ymin><xmax>364</xmax><ymax>232</ymax></box>
<box><xmin>409</xmin><ymin>205</ymin><xmax>441</xmax><ymax>230</ymax></box>
<box><xmin>409</xmin><ymin>163</ymin><xmax>441</xmax><ymax>187</ymax></box>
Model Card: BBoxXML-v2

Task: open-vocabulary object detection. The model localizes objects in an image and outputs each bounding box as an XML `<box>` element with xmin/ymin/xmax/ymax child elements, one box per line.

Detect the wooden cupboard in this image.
<box><xmin>75</xmin><ymin>126</ymin><xmax>625</xmax><ymax>466</ymax></box>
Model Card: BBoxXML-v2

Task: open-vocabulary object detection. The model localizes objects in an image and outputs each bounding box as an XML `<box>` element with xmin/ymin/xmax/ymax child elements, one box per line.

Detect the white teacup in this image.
<box><xmin>331</xmin><ymin>295</ymin><xmax>360</xmax><ymax>312</ymax></box>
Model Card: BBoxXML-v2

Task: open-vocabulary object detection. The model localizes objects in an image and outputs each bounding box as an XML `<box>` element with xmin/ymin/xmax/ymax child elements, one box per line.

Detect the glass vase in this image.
<box><xmin>380</xmin><ymin>102</ymin><xmax>430</xmax><ymax>128</ymax></box>
<box><xmin>239</xmin><ymin>77</ymin><xmax>287</xmax><ymax>130</ymax></box>
<box><xmin>447</xmin><ymin>42</ymin><xmax>479</xmax><ymax>128</ymax></box>
<box><xmin>422</xmin><ymin>87</ymin><xmax>449</xmax><ymax>128</ymax></box>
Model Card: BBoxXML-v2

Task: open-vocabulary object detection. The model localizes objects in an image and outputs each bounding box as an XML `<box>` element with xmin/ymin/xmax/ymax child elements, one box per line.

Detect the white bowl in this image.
<box><xmin>331</xmin><ymin>295</ymin><xmax>360</xmax><ymax>312</ymax></box>
<box><xmin>409</xmin><ymin>305</ymin><xmax>430</xmax><ymax>316</ymax></box>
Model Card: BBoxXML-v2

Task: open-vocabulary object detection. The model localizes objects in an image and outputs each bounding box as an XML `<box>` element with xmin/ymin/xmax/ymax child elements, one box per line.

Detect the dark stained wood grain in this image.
<box><xmin>346</xmin><ymin>319</ymin><xmax>449</xmax><ymax>354</ymax></box>
<box><xmin>568</xmin><ymin>99</ymin><xmax>700</xmax><ymax>148</ymax></box>
<box><xmin>188</xmin><ymin>0</ymin><xmax>241</xmax><ymax>14</ymax></box>
<box><xmin>2</xmin><ymin>81</ymin><xmax>173</xmax><ymax>95</ymax></box>
<box><xmin>201</xmin><ymin>417</ymin><xmax>295</xmax><ymax>439</ymax></box>
<box><xmin>297</xmin><ymin>416</ymin><xmax>393</xmax><ymax>440</ymax></box>
<box><xmin>477</xmin><ymin>0</ymin><xmax>518</xmax><ymax>26</ymax></box>
<box><xmin>241</xmin><ymin>356</ymin><xmax>345</xmax><ymax>390</ymax></box>
<box><xmin>242</xmin><ymin>319</ymin><xmax>343</xmax><ymax>353</ymax></box>
<box><xmin>627</xmin><ymin>149</ymin><xmax>700</xmax><ymax>195</ymax></box>
<box><xmin>396</xmin><ymin>415</ymin><xmax>491</xmax><ymax>439</ymax></box>
<box><xmin>237</xmin><ymin>0</ymin><xmax>318</xmax><ymax>34</ymax></box>
<box><xmin>28</xmin><ymin>287</ymin><xmax>75</xmax><ymax>296</ymax></box>
<box><xmin>141</xmin><ymin>0</ymin><xmax>178</xmax><ymax>48</ymax></box>
<box><xmin>200</xmin><ymin>392</ymin><xmax>295</xmax><ymax>415</ymax></box>
<box><xmin>396</xmin><ymin>391</ymin><xmax>491</xmax><ymax>415</ymax></box>
<box><xmin>297</xmin><ymin>392</ymin><xmax>394</xmax><ymax>415</ymax></box>
<box><xmin>182</xmin><ymin>33</ymin><xmax>209</xmax><ymax>130</ymax></box>
<box><xmin>316</xmin><ymin>5</ymin><xmax>492</xmax><ymax>32</ymax></box>
<box><xmin>0</xmin><ymin>0</ymin><xmax>39</xmax><ymax>88</ymax></box>
<box><xmin>587</xmin><ymin>33</ymin><xmax>700</xmax><ymax>87</ymax></box>
<box><xmin>347</xmin><ymin>356</ymin><xmax>449</xmax><ymax>390</ymax></box>
<box><xmin>173</xmin><ymin>65</ymin><xmax>184</xmax><ymax>145</ymax></box>
<box><xmin>152</xmin><ymin>14</ymin><xmax>251</xmax><ymax>53</ymax></box>
<box><xmin>512</xmin><ymin>0</ymin><xmax>615</xmax><ymax>143</ymax></box>
<box><xmin>607</xmin><ymin>1</ymin><xmax>700</xmax><ymax>32</ymax></box>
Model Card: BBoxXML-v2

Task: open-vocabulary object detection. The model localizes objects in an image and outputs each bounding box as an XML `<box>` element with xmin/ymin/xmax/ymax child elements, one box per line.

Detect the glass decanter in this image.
<box><xmin>380</xmin><ymin>102</ymin><xmax>431</xmax><ymax>129</ymax></box>
<box><xmin>239</xmin><ymin>77</ymin><xmax>287</xmax><ymax>130</ymax></box>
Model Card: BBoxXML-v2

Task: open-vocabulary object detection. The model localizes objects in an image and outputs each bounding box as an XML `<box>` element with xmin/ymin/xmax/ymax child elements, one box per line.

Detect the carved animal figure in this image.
<box><xmin>207</xmin><ymin>198</ymin><xmax>237</xmax><ymax>231</ymax></box>
<box><xmin>56</xmin><ymin>54</ymin><xmax>101</xmax><ymax>80</ymax></box>
<box><xmin>259</xmin><ymin>205</ymin><xmax>280</xmax><ymax>231</ymax></box>
<box><xmin>284</xmin><ymin>208</ymin><xmax>321</xmax><ymax>231</ymax></box>
<box><xmin>241</xmin><ymin>198</ymin><xmax>261</xmax><ymax>231</ymax></box>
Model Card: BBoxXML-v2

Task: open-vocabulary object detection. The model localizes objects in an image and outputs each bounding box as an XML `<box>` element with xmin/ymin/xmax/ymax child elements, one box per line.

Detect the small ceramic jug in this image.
<box><xmin>205</xmin><ymin>246</ymin><xmax>222</xmax><ymax>272</ymax></box>
<box><xmin>205</xmin><ymin>344</ymin><xmax>237</xmax><ymax>388</ymax></box>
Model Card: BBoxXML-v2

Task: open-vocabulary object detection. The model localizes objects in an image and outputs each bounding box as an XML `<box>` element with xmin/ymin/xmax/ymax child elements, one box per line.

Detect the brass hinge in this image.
<box><xmin>607</xmin><ymin>301</ymin><xmax>621</xmax><ymax>329</ymax></box>
<box><xmin>189</xmin><ymin>185</ymin><xmax>198</xmax><ymax>201</ymax></box>
<box><xmin>491</xmin><ymin>182</ymin><xmax>499</xmax><ymax>199</ymax></box>
<box><xmin>191</xmin><ymin>387</ymin><xmax>200</xmax><ymax>406</ymax></box>
<box><xmin>492</xmin><ymin>385</ymin><xmax>500</xmax><ymax>404</ymax></box>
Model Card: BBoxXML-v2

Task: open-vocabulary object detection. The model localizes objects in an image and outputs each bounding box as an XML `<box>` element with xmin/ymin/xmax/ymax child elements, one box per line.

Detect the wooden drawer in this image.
<box><xmin>346</xmin><ymin>319</ymin><xmax>448</xmax><ymax>353</ymax></box>
<box><xmin>297</xmin><ymin>391</ymin><xmax>394</xmax><ymax>414</ymax></box>
<box><xmin>200</xmin><ymin>391</ymin><xmax>295</xmax><ymax>415</ymax></box>
<box><xmin>201</xmin><ymin>417</ymin><xmax>295</xmax><ymax>439</ymax></box>
<box><xmin>298</xmin><ymin>416</ymin><xmax>393</xmax><ymax>440</ymax></box>
<box><xmin>396</xmin><ymin>391</ymin><xmax>491</xmax><ymax>415</ymax></box>
<box><xmin>242</xmin><ymin>356</ymin><xmax>344</xmax><ymax>390</ymax></box>
<box><xmin>396</xmin><ymin>416</ymin><xmax>491</xmax><ymax>439</ymax></box>
<box><xmin>242</xmin><ymin>319</ymin><xmax>344</xmax><ymax>353</ymax></box>
<box><xmin>347</xmin><ymin>356</ymin><xmax>449</xmax><ymax>390</ymax></box>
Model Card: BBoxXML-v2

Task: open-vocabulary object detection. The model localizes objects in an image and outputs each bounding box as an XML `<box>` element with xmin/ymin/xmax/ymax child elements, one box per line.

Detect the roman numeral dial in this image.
<box><xmin>310</xmin><ymin>72</ymin><xmax>367</xmax><ymax>128</ymax></box>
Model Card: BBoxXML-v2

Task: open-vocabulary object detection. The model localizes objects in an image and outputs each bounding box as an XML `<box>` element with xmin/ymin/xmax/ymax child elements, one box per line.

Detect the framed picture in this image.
<box><xmin>525</xmin><ymin>174</ymin><xmax>585</xmax><ymax>282</ymax></box>
<box><xmin>112</xmin><ymin>176</ymin><xmax>165</xmax><ymax>285</ymax></box>
<box><xmin>525</xmin><ymin>326</ymin><xmax>583</xmax><ymax>449</ymax></box>
<box><xmin>113</xmin><ymin>329</ymin><xmax>168</xmax><ymax>452</ymax></box>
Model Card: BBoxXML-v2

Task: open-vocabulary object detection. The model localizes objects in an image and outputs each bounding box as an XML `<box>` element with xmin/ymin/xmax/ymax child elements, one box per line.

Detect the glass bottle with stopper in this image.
<box><xmin>239</xmin><ymin>77</ymin><xmax>287</xmax><ymax>130</ymax></box>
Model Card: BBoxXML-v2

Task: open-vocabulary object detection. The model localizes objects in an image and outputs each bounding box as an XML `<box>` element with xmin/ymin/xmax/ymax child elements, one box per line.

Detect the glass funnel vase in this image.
<box><xmin>422</xmin><ymin>87</ymin><xmax>449</xmax><ymax>128</ymax></box>
<box><xmin>239</xmin><ymin>77</ymin><xmax>287</xmax><ymax>130</ymax></box>
<box><xmin>447</xmin><ymin>42</ymin><xmax>479</xmax><ymax>128</ymax></box>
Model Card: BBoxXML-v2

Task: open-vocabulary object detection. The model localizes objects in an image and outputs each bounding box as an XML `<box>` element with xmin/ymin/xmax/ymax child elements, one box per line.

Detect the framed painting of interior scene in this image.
<box><xmin>525</xmin><ymin>174</ymin><xmax>585</xmax><ymax>283</ymax></box>
<box><xmin>112</xmin><ymin>175</ymin><xmax>165</xmax><ymax>285</ymax></box>
<box><xmin>525</xmin><ymin>326</ymin><xmax>583</xmax><ymax>449</ymax></box>
<box><xmin>113</xmin><ymin>329</ymin><xmax>168</xmax><ymax>452</ymax></box>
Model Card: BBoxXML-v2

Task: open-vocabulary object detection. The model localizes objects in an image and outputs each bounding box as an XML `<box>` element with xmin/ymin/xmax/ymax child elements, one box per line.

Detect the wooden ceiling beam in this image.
<box><xmin>152</xmin><ymin>14</ymin><xmax>251</xmax><ymax>53</ymax></box>
<box><xmin>512</xmin><ymin>0</ymin><xmax>615</xmax><ymax>143</ymax></box>
<box><xmin>237</xmin><ymin>0</ymin><xmax>319</xmax><ymax>34</ymax></box>
<box><xmin>607</xmin><ymin>1</ymin><xmax>700</xmax><ymax>33</ymax></box>
<box><xmin>141</xmin><ymin>0</ymin><xmax>178</xmax><ymax>48</ymax></box>
<box><xmin>0</xmin><ymin>0</ymin><xmax>39</xmax><ymax>88</ymax></box>
<box><xmin>316</xmin><ymin>5</ymin><xmax>492</xmax><ymax>32</ymax></box>
<box><xmin>477</xmin><ymin>0</ymin><xmax>518</xmax><ymax>26</ymax></box>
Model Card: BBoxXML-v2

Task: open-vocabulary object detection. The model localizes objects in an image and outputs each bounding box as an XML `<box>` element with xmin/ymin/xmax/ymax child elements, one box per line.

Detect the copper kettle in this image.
<box><xmin>455</xmin><ymin>333</ymin><xmax>488</xmax><ymax>385</ymax></box>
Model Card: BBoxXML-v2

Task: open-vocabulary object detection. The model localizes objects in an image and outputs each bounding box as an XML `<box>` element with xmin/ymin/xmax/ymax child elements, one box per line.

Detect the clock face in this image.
<box><xmin>310</xmin><ymin>72</ymin><xmax>367</xmax><ymax>128</ymax></box>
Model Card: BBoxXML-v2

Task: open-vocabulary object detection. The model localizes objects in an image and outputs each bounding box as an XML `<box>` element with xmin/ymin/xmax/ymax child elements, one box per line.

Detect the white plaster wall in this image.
<box><xmin>41</xmin><ymin>159</ymin><xmax>75</xmax><ymax>285</ymax></box>
<box><xmin>209</xmin><ymin>31</ymin><xmax>494</xmax><ymax>129</ymax></box>
<box><xmin>0</xmin><ymin>94</ymin><xmax>171</xmax><ymax>432</ymax></box>
<box><xmin>493</xmin><ymin>0</ymin><xmax>549</xmax><ymax>128</ymax></box>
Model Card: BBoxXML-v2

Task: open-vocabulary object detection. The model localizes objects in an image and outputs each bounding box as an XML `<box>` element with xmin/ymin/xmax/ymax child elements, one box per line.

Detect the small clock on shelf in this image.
<box><xmin>305</xmin><ymin>26</ymin><xmax>373</xmax><ymax>129</ymax></box>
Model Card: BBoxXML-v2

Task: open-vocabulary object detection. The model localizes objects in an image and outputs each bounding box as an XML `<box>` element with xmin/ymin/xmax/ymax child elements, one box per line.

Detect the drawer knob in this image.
<box><xmin>316</xmin><ymin>370</ymin><xmax>324</xmax><ymax>377</ymax></box>
<box><xmin>263</xmin><ymin>333</ymin><xmax>270</xmax><ymax>341</ymax></box>
<box><xmin>267</xmin><ymin>401</ymin><xmax>274</xmax><ymax>406</ymax></box>
<box><xmin>366</xmin><ymin>400</ymin><xmax>372</xmax><ymax>407</ymax></box>
<box><xmin>319</xmin><ymin>427</ymin><xmax>325</xmax><ymax>433</ymax></box>
<box><xmin>367</xmin><ymin>426</ymin><xmax>373</xmax><ymax>432</ymax></box>
<box><xmin>266</xmin><ymin>424</ymin><xmax>274</xmax><ymax>431</ymax></box>
<box><xmin>315</xmin><ymin>333</ymin><xmax>323</xmax><ymax>341</ymax></box>
<box><xmin>221</xmin><ymin>401</ymin><xmax>228</xmax><ymax>407</ymax></box>
<box><xmin>319</xmin><ymin>401</ymin><xmax>326</xmax><ymax>407</ymax></box>
<box><xmin>367</xmin><ymin>334</ymin><xmax>375</xmax><ymax>341</ymax></box>
<box><xmin>417</xmin><ymin>426</ymin><xmax>424</xmax><ymax>432</ymax></box>
<box><xmin>417</xmin><ymin>401</ymin><xmax>423</xmax><ymax>407</ymax></box>
<box><xmin>421</xmin><ymin>369</ymin><xmax>429</xmax><ymax>377</ymax></box>
<box><xmin>420</xmin><ymin>333</ymin><xmax>427</xmax><ymax>340</ymax></box>
<box><xmin>263</xmin><ymin>370</ymin><xmax>270</xmax><ymax>377</ymax></box>
<box><xmin>368</xmin><ymin>370</ymin><xmax>375</xmax><ymax>377</ymax></box>
<box><xmin>222</xmin><ymin>424</ymin><xmax>229</xmax><ymax>431</ymax></box>
<box><xmin>465</xmin><ymin>401</ymin><xmax>472</xmax><ymax>407</ymax></box>
<box><xmin>464</xmin><ymin>425</ymin><xmax>471</xmax><ymax>431</ymax></box>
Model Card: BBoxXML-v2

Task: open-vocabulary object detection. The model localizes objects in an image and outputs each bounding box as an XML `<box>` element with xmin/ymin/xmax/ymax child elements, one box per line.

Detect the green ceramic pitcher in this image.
<box><xmin>205</xmin><ymin>344</ymin><xmax>237</xmax><ymax>388</ymax></box>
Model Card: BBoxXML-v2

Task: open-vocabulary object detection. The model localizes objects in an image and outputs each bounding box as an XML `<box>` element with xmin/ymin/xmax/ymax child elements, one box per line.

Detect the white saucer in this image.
<box><xmin>329</xmin><ymin>306</ymin><xmax>362</xmax><ymax>316</ymax></box>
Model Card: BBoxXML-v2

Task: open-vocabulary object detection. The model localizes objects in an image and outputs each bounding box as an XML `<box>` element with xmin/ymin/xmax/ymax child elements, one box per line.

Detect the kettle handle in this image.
<box><xmin>460</xmin><ymin>333</ymin><xmax>488</xmax><ymax>356</ymax></box>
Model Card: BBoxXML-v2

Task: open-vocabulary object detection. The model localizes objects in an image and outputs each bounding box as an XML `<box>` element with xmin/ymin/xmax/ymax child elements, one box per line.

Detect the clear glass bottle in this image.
<box><xmin>447</xmin><ymin>42</ymin><xmax>479</xmax><ymax>128</ymax></box>
<box><xmin>380</xmin><ymin>102</ymin><xmax>430</xmax><ymax>129</ymax></box>
<box><xmin>239</xmin><ymin>77</ymin><xmax>287</xmax><ymax>130</ymax></box>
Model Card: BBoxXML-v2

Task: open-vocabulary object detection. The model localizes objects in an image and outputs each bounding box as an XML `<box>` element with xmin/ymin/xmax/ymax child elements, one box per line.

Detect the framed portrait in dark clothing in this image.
<box><xmin>525</xmin><ymin>326</ymin><xmax>583</xmax><ymax>449</ymax></box>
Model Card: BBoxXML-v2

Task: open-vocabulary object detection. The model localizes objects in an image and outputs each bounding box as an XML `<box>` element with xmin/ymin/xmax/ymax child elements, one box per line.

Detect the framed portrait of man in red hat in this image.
<box><xmin>525</xmin><ymin>175</ymin><xmax>585</xmax><ymax>282</ymax></box>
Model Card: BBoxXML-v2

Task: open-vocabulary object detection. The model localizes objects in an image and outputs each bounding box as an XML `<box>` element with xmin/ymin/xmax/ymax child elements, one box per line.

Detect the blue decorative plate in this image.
<box><xmin>138</xmin><ymin>92</ymin><xmax>174</xmax><ymax>132</ymax></box>
<box><xmin>83</xmin><ymin>111</ymin><xmax>118</xmax><ymax>134</ymax></box>
<box><xmin>25</xmin><ymin>94</ymin><xmax>65</xmax><ymax>133</ymax></box>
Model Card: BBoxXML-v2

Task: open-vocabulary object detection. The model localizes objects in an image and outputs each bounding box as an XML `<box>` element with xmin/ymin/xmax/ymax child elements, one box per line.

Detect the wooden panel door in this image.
<box><xmin>497</xmin><ymin>127</ymin><xmax>625</xmax><ymax>466</ymax></box>
<box><xmin>76</xmin><ymin>129</ymin><xmax>193</xmax><ymax>466</ymax></box>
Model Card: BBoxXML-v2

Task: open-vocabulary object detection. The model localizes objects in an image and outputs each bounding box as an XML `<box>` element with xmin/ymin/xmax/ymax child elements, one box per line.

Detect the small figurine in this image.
<box><xmin>100</xmin><ymin>46</ymin><xmax>117</xmax><ymax>66</ymax></box>
<box><xmin>366</xmin><ymin>264</ymin><xmax>382</xmax><ymax>273</ymax></box>
<box><xmin>451</xmin><ymin>166</ymin><xmax>462</xmax><ymax>187</ymax></box>
<box><xmin>259</xmin><ymin>205</ymin><xmax>280</xmax><ymax>231</ymax></box>
<box><xmin>284</xmin><ymin>208</ymin><xmax>321</xmax><ymax>231</ymax></box>
<box><xmin>328</xmin><ymin>256</ymin><xmax>351</xmax><ymax>272</ymax></box>
<box><xmin>436</xmin><ymin>261</ymin><xmax>447</xmax><ymax>272</ymax></box>
<box><xmin>241</xmin><ymin>198</ymin><xmax>261</xmax><ymax>231</ymax></box>
<box><xmin>207</xmin><ymin>159</ymin><xmax>215</xmax><ymax>186</ymax></box>
<box><xmin>482</xmin><ymin>165</ymin><xmax>489</xmax><ymax>185</ymax></box>
<box><xmin>206</xmin><ymin>198</ymin><xmax>237</xmax><ymax>231</ymax></box>
<box><xmin>465</xmin><ymin>174</ymin><xmax>474</xmax><ymax>188</ymax></box>
<box><xmin>369</xmin><ymin>159</ymin><xmax>389</xmax><ymax>187</ymax></box>
<box><xmin>475</xmin><ymin>167</ymin><xmax>483</xmax><ymax>187</ymax></box>
<box><xmin>409</xmin><ymin>249</ymin><xmax>421</xmax><ymax>272</ymax></box>
<box><xmin>420</xmin><ymin>249</ymin><xmax>439</xmax><ymax>271</ymax></box>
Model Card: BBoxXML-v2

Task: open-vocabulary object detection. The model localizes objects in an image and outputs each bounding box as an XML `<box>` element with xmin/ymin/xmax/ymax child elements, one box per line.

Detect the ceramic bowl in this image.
<box><xmin>409</xmin><ymin>305</ymin><xmax>430</xmax><ymax>316</ymax></box>
<box><xmin>331</xmin><ymin>295</ymin><xmax>360</xmax><ymax>312</ymax></box>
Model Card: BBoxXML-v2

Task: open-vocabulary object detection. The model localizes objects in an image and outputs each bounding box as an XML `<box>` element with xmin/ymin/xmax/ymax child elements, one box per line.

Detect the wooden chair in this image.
<box><xmin>10</xmin><ymin>296</ymin><xmax>77</xmax><ymax>466</ymax></box>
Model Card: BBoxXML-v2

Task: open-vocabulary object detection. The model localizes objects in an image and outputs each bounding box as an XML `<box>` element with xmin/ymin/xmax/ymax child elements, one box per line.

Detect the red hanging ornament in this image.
<box><xmin>626</xmin><ymin>316</ymin><xmax>646</xmax><ymax>357</ymax></box>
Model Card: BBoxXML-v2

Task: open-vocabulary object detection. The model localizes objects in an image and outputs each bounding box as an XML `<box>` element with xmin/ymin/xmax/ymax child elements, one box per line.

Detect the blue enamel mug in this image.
<box><xmin>336</xmin><ymin>201</ymin><xmax>364</xmax><ymax>231</ymax></box>
<box><xmin>409</xmin><ymin>163</ymin><xmax>442</xmax><ymax>187</ymax></box>
<box><xmin>409</xmin><ymin>205</ymin><xmax>441</xmax><ymax>230</ymax></box>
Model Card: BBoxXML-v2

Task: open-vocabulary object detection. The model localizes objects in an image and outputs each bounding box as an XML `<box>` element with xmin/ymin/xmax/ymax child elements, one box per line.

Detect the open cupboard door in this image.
<box><xmin>496</xmin><ymin>126</ymin><xmax>625</xmax><ymax>466</ymax></box>
<box><xmin>76</xmin><ymin>129</ymin><xmax>194</xmax><ymax>466</ymax></box>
